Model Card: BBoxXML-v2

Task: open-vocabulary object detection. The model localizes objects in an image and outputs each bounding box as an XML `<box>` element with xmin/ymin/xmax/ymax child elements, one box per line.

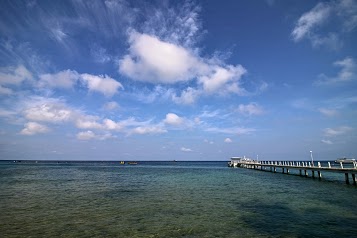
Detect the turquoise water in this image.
<box><xmin>0</xmin><ymin>161</ymin><xmax>356</xmax><ymax>237</ymax></box>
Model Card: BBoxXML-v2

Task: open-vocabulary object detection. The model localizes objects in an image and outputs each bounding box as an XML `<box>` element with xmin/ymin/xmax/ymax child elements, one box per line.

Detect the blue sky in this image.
<box><xmin>0</xmin><ymin>0</ymin><xmax>356</xmax><ymax>161</ymax></box>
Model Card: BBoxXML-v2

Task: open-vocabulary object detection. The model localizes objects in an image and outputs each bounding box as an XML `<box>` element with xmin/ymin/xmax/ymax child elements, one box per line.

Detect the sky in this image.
<box><xmin>0</xmin><ymin>0</ymin><xmax>356</xmax><ymax>161</ymax></box>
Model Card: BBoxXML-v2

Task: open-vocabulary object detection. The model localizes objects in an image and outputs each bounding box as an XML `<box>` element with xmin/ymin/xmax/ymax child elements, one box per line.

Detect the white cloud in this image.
<box><xmin>76</xmin><ymin>130</ymin><xmax>114</xmax><ymax>140</ymax></box>
<box><xmin>237</xmin><ymin>103</ymin><xmax>264</xmax><ymax>116</ymax></box>
<box><xmin>292</xmin><ymin>1</ymin><xmax>357</xmax><ymax>49</ymax></box>
<box><xmin>316</xmin><ymin>57</ymin><xmax>356</xmax><ymax>84</ymax></box>
<box><xmin>39</xmin><ymin>70</ymin><xmax>79</xmax><ymax>89</ymax></box>
<box><xmin>336</xmin><ymin>0</ymin><xmax>357</xmax><ymax>31</ymax></box>
<box><xmin>140</xmin><ymin>0</ymin><xmax>201</xmax><ymax>48</ymax></box>
<box><xmin>119</xmin><ymin>32</ymin><xmax>202</xmax><ymax>84</ymax></box>
<box><xmin>164</xmin><ymin>113</ymin><xmax>184</xmax><ymax>126</ymax></box>
<box><xmin>77</xmin><ymin>130</ymin><xmax>96</xmax><ymax>140</ymax></box>
<box><xmin>37</xmin><ymin>70</ymin><xmax>124</xmax><ymax>97</ymax></box>
<box><xmin>23</xmin><ymin>99</ymin><xmax>73</xmax><ymax>123</ymax></box>
<box><xmin>205</xmin><ymin>126</ymin><xmax>255</xmax><ymax>135</ymax></box>
<box><xmin>198</xmin><ymin>65</ymin><xmax>246</xmax><ymax>94</ymax></box>
<box><xmin>321</xmin><ymin>139</ymin><xmax>333</xmax><ymax>144</ymax></box>
<box><xmin>20</xmin><ymin>122</ymin><xmax>50</xmax><ymax>135</ymax></box>
<box><xmin>118</xmin><ymin>30</ymin><xmax>249</xmax><ymax>100</ymax></box>
<box><xmin>75</xmin><ymin>117</ymin><xmax>103</xmax><ymax>130</ymax></box>
<box><xmin>0</xmin><ymin>65</ymin><xmax>33</xmax><ymax>85</ymax></box>
<box><xmin>80</xmin><ymin>73</ymin><xmax>123</xmax><ymax>97</ymax></box>
<box><xmin>181</xmin><ymin>147</ymin><xmax>193</xmax><ymax>152</ymax></box>
<box><xmin>172</xmin><ymin>87</ymin><xmax>200</xmax><ymax>105</ymax></box>
<box><xmin>224</xmin><ymin>138</ymin><xmax>232</xmax><ymax>143</ymax></box>
<box><xmin>318</xmin><ymin>108</ymin><xmax>338</xmax><ymax>117</ymax></box>
<box><xmin>291</xmin><ymin>2</ymin><xmax>331</xmax><ymax>42</ymax></box>
<box><xmin>131</xmin><ymin>126</ymin><xmax>167</xmax><ymax>135</ymax></box>
<box><xmin>0</xmin><ymin>65</ymin><xmax>33</xmax><ymax>86</ymax></box>
<box><xmin>323</xmin><ymin>126</ymin><xmax>353</xmax><ymax>137</ymax></box>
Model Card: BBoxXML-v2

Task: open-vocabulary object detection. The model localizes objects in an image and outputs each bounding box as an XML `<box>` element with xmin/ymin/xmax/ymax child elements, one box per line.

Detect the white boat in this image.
<box><xmin>335</xmin><ymin>158</ymin><xmax>356</xmax><ymax>163</ymax></box>
<box><xmin>228</xmin><ymin>156</ymin><xmax>255</xmax><ymax>167</ymax></box>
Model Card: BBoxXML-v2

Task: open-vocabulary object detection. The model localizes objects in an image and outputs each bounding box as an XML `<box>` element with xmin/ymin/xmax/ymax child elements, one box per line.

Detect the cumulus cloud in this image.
<box><xmin>237</xmin><ymin>103</ymin><xmax>264</xmax><ymax>116</ymax></box>
<box><xmin>224</xmin><ymin>138</ymin><xmax>232</xmax><ymax>143</ymax></box>
<box><xmin>23</xmin><ymin>99</ymin><xmax>74</xmax><ymax>123</ymax></box>
<box><xmin>323</xmin><ymin>126</ymin><xmax>353</xmax><ymax>137</ymax></box>
<box><xmin>119</xmin><ymin>31</ymin><xmax>248</xmax><ymax>102</ymax></box>
<box><xmin>316</xmin><ymin>57</ymin><xmax>356</xmax><ymax>85</ymax></box>
<box><xmin>119</xmin><ymin>32</ymin><xmax>202</xmax><ymax>84</ymax></box>
<box><xmin>80</xmin><ymin>74</ymin><xmax>123</xmax><ymax>97</ymax></box>
<box><xmin>164</xmin><ymin>113</ymin><xmax>184</xmax><ymax>126</ymax></box>
<box><xmin>198</xmin><ymin>65</ymin><xmax>246</xmax><ymax>94</ymax></box>
<box><xmin>181</xmin><ymin>147</ymin><xmax>193</xmax><ymax>152</ymax></box>
<box><xmin>20</xmin><ymin>122</ymin><xmax>50</xmax><ymax>135</ymax></box>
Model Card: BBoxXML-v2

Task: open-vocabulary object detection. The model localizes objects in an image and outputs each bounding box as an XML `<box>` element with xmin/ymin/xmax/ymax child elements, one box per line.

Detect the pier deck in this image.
<box><xmin>229</xmin><ymin>160</ymin><xmax>357</xmax><ymax>185</ymax></box>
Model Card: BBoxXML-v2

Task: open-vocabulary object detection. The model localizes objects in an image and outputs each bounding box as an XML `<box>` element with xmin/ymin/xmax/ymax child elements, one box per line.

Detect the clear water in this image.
<box><xmin>0</xmin><ymin>161</ymin><xmax>356</xmax><ymax>237</ymax></box>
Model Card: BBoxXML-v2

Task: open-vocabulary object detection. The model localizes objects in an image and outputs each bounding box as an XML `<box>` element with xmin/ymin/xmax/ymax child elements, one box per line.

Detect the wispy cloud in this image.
<box><xmin>131</xmin><ymin>126</ymin><xmax>167</xmax><ymax>135</ymax></box>
<box><xmin>318</xmin><ymin>108</ymin><xmax>338</xmax><ymax>117</ymax></box>
<box><xmin>205</xmin><ymin>126</ymin><xmax>255</xmax><ymax>135</ymax></box>
<box><xmin>0</xmin><ymin>65</ymin><xmax>33</xmax><ymax>94</ymax></box>
<box><xmin>237</xmin><ymin>103</ymin><xmax>264</xmax><ymax>116</ymax></box>
<box><xmin>102</xmin><ymin>101</ymin><xmax>119</xmax><ymax>111</ymax></box>
<box><xmin>76</xmin><ymin>130</ymin><xmax>115</xmax><ymax>141</ymax></box>
<box><xmin>139</xmin><ymin>0</ymin><xmax>202</xmax><ymax>48</ymax></box>
<box><xmin>323</xmin><ymin>126</ymin><xmax>353</xmax><ymax>137</ymax></box>
<box><xmin>292</xmin><ymin>2</ymin><xmax>331</xmax><ymax>42</ymax></box>
<box><xmin>181</xmin><ymin>147</ymin><xmax>193</xmax><ymax>152</ymax></box>
<box><xmin>321</xmin><ymin>139</ymin><xmax>333</xmax><ymax>145</ymax></box>
<box><xmin>315</xmin><ymin>57</ymin><xmax>356</xmax><ymax>85</ymax></box>
<box><xmin>291</xmin><ymin>0</ymin><xmax>357</xmax><ymax>49</ymax></box>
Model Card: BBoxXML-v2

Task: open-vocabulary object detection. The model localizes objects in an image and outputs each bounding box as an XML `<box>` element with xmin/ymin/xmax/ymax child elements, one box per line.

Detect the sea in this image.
<box><xmin>0</xmin><ymin>160</ymin><xmax>356</xmax><ymax>238</ymax></box>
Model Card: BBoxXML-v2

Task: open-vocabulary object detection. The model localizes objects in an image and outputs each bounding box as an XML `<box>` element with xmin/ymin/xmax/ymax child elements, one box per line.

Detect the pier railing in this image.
<box><xmin>228</xmin><ymin>160</ymin><xmax>357</xmax><ymax>185</ymax></box>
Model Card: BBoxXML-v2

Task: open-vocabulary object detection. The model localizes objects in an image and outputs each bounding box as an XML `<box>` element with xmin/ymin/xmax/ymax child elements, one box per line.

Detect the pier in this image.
<box><xmin>229</xmin><ymin>158</ymin><xmax>357</xmax><ymax>185</ymax></box>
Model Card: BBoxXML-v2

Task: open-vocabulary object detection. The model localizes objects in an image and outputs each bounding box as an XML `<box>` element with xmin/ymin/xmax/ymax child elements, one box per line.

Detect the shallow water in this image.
<box><xmin>0</xmin><ymin>161</ymin><xmax>356</xmax><ymax>237</ymax></box>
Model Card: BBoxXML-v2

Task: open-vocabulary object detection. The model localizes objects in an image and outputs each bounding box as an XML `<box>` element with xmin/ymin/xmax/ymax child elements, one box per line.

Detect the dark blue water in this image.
<box><xmin>0</xmin><ymin>161</ymin><xmax>356</xmax><ymax>237</ymax></box>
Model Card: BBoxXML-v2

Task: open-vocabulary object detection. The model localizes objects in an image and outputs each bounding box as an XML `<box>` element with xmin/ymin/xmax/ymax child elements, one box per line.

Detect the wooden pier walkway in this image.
<box><xmin>229</xmin><ymin>159</ymin><xmax>357</xmax><ymax>185</ymax></box>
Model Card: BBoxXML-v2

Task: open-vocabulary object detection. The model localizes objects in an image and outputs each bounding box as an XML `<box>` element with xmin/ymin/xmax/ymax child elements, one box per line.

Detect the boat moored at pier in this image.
<box><xmin>335</xmin><ymin>158</ymin><xmax>355</xmax><ymax>163</ymax></box>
